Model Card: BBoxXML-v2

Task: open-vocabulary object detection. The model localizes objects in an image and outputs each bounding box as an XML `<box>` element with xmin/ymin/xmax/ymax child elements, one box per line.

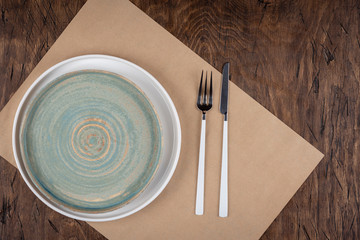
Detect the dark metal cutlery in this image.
<box><xmin>195</xmin><ymin>64</ymin><xmax>229</xmax><ymax>217</ymax></box>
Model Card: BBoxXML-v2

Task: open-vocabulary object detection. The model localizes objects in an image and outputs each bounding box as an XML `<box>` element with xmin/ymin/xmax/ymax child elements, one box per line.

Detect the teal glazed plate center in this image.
<box><xmin>19</xmin><ymin>70</ymin><xmax>162</xmax><ymax>212</ymax></box>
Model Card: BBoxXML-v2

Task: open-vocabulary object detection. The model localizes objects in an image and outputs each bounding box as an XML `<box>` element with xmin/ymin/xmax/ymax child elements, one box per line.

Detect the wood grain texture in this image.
<box><xmin>0</xmin><ymin>0</ymin><xmax>359</xmax><ymax>239</ymax></box>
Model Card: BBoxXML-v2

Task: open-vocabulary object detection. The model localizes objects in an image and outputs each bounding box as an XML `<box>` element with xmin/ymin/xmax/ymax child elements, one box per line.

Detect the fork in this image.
<box><xmin>195</xmin><ymin>71</ymin><xmax>212</xmax><ymax>215</ymax></box>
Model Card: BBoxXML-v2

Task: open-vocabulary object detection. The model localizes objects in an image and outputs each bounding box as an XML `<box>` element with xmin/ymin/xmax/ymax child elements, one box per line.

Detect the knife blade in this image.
<box><xmin>220</xmin><ymin>62</ymin><xmax>229</xmax><ymax>118</ymax></box>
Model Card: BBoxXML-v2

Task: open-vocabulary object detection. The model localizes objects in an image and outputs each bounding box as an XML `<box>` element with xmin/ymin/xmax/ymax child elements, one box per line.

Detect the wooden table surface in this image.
<box><xmin>0</xmin><ymin>0</ymin><xmax>359</xmax><ymax>239</ymax></box>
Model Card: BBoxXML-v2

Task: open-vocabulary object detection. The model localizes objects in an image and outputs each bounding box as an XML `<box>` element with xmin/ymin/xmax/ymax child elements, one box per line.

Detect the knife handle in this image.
<box><xmin>219</xmin><ymin>117</ymin><xmax>228</xmax><ymax>217</ymax></box>
<box><xmin>196</xmin><ymin>118</ymin><xmax>206</xmax><ymax>215</ymax></box>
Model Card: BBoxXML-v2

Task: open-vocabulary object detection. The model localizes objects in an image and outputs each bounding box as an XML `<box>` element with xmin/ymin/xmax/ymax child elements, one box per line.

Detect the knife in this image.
<box><xmin>219</xmin><ymin>62</ymin><xmax>229</xmax><ymax>217</ymax></box>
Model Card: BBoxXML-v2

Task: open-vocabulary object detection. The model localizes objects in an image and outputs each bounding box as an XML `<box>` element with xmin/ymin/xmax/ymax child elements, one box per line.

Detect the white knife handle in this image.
<box><xmin>219</xmin><ymin>118</ymin><xmax>228</xmax><ymax>217</ymax></box>
<box><xmin>196</xmin><ymin>118</ymin><xmax>206</xmax><ymax>215</ymax></box>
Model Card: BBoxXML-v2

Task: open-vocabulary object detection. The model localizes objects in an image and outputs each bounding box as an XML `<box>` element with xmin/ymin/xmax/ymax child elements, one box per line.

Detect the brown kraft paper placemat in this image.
<box><xmin>0</xmin><ymin>0</ymin><xmax>324</xmax><ymax>239</ymax></box>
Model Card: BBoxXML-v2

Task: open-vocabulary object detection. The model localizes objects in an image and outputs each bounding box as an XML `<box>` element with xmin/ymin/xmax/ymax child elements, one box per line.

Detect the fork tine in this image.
<box><xmin>203</xmin><ymin>72</ymin><xmax>207</xmax><ymax>104</ymax></box>
<box><xmin>197</xmin><ymin>70</ymin><xmax>203</xmax><ymax>106</ymax></box>
<box><xmin>209</xmin><ymin>72</ymin><xmax>213</xmax><ymax>105</ymax></box>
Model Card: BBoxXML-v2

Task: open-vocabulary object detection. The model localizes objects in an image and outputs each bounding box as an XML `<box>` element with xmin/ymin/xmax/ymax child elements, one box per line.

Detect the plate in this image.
<box><xmin>13</xmin><ymin>55</ymin><xmax>181</xmax><ymax>221</ymax></box>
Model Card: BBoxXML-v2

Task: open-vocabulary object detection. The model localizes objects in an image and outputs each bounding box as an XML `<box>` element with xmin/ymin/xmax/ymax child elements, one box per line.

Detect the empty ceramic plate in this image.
<box><xmin>13</xmin><ymin>55</ymin><xmax>181</xmax><ymax>221</ymax></box>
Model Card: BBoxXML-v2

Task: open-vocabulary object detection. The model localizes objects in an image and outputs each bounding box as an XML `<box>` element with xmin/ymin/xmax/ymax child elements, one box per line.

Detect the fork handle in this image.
<box><xmin>195</xmin><ymin>117</ymin><xmax>206</xmax><ymax>215</ymax></box>
<box><xmin>219</xmin><ymin>117</ymin><xmax>228</xmax><ymax>217</ymax></box>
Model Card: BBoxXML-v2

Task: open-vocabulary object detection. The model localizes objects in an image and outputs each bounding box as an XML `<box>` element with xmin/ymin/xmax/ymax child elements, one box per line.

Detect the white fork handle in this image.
<box><xmin>219</xmin><ymin>119</ymin><xmax>228</xmax><ymax>217</ymax></box>
<box><xmin>196</xmin><ymin>118</ymin><xmax>206</xmax><ymax>215</ymax></box>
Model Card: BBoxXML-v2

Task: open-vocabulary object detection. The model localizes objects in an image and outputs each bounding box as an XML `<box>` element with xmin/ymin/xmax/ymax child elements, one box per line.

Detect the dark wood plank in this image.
<box><xmin>1</xmin><ymin>0</ymin><xmax>359</xmax><ymax>239</ymax></box>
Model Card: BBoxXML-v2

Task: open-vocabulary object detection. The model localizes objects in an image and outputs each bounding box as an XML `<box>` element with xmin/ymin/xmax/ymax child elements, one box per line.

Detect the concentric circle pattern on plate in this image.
<box><xmin>19</xmin><ymin>70</ymin><xmax>162</xmax><ymax>212</ymax></box>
